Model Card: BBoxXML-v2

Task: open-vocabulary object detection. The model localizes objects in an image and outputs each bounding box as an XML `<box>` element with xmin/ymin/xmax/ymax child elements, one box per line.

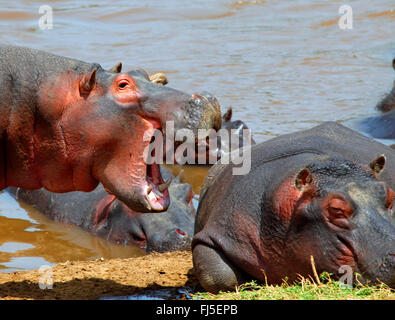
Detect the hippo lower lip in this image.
<box><xmin>336</xmin><ymin>234</ymin><xmax>358</xmax><ymax>268</ymax></box>
<box><xmin>130</xmin><ymin>118</ymin><xmax>171</xmax><ymax>212</ymax></box>
<box><xmin>144</xmin><ymin>163</ymin><xmax>170</xmax><ymax>211</ymax></box>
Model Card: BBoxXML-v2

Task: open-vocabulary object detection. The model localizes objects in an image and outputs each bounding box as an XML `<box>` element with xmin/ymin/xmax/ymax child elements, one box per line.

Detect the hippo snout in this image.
<box><xmin>147</xmin><ymin>228</ymin><xmax>192</xmax><ymax>253</ymax></box>
<box><xmin>177</xmin><ymin>92</ymin><xmax>222</xmax><ymax>133</ymax></box>
<box><xmin>369</xmin><ymin>253</ymin><xmax>395</xmax><ymax>287</ymax></box>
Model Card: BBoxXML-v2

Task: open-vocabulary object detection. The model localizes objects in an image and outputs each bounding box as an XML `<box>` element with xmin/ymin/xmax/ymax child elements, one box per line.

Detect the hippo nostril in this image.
<box><xmin>131</xmin><ymin>233</ymin><xmax>145</xmax><ymax>243</ymax></box>
<box><xmin>175</xmin><ymin>228</ymin><xmax>187</xmax><ymax>237</ymax></box>
<box><xmin>189</xmin><ymin>96</ymin><xmax>203</xmax><ymax>107</ymax></box>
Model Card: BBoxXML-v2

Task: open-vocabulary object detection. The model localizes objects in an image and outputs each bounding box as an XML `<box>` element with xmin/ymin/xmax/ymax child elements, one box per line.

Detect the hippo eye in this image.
<box><xmin>328</xmin><ymin>206</ymin><xmax>345</xmax><ymax>217</ymax></box>
<box><xmin>118</xmin><ymin>80</ymin><xmax>129</xmax><ymax>89</ymax></box>
<box><xmin>327</xmin><ymin>197</ymin><xmax>353</xmax><ymax>219</ymax></box>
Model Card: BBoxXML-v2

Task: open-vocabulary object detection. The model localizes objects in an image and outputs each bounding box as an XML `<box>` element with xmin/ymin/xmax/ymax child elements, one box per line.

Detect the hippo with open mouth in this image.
<box><xmin>0</xmin><ymin>45</ymin><xmax>222</xmax><ymax>213</ymax></box>
<box><xmin>7</xmin><ymin>166</ymin><xmax>195</xmax><ymax>253</ymax></box>
<box><xmin>193</xmin><ymin>122</ymin><xmax>395</xmax><ymax>293</ymax></box>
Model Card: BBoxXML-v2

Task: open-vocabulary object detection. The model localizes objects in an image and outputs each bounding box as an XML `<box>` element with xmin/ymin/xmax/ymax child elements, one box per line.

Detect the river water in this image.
<box><xmin>0</xmin><ymin>0</ymin><xmax>394</xmax><ymax>272</ymax></box>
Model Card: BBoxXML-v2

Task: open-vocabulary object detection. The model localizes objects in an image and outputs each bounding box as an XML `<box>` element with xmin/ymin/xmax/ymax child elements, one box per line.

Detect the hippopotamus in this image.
<box><xmin>351</xmin><ymin>58</ymin><xmax>395</xmax><ymax>139</ymax></box>
<box><xmin>354</xmin><ymin>109</ymin><xmax>395</xmax><ymax>140</ymax></box>
<box><xmin>7</xmin><ymin>166</ymin><xmax>195</xmax><ymax>253</ymax></box>
<box><xmin>194</xmin><ymin>107</ymin><xmax>256</xmax><ymax>165</ymax></box>
<box><xmin>192</xmin><ymin>122</ymin><xmax>395</xmax><ymax>293</ymax></box>
<box><xmin>376</xmin><ymin>58</ymin><xmax>395</xmax><ymax>113</ymax></box>
<box><xmin>351</xmin><ymin>59</ymin><xmax>395</xmax><ymax>139</ymax></box>
<box><xmin>0</xmin><ymin>45</ymin><xmax>221</xmax><ymax>213</ymax></box>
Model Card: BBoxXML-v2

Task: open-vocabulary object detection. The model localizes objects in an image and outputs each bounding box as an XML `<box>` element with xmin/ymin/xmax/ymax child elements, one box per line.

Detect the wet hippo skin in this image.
<box><xmin>0</xmin><ymin>45</ymin><xmax>222</xmax><ymax>213</ymax></box>
<box><xmin>193</xmin><ymin>122</ymin><xmax>395</xmax><ymax>293</ymax></box>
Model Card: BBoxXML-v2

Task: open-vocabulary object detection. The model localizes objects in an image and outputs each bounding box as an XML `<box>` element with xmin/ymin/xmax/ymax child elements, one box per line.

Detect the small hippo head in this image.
<box><xmin>195</xmin><ymin>107</ymin><xmax>256</xmax><ymax>164</ymax></box>
<box><xmin>375</xmin><ymin>58</ymin><xmax>395</xmax><ymax>113</ymax></box>
<box><xmin>49</xmin><ymin>65</ymin><xmax>221</xmax><ymax>213</ymax></box>
<box><xmin>282</xmin><ymin>155</ymin><xmax>395</xmax><ymax>287</ymax></box>
<box><xmin>94</xmin><ymin>167</ymin><xmax>196</xmax><ymax>253</ymax></box>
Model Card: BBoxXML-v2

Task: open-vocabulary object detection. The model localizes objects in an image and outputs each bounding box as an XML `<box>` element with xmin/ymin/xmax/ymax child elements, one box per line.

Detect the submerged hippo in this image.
<box><xmin>0</xmin><ymin>45</ymin><xmax>221</xmax><ymax>213</ymax></box>
<box><xmin>376</xmin><ymin>58</ymin><xmax>395</xmax><ymax>113</ymax></box>
<box><xmin>354</xmin><ymin>109</ymin><xmax>395</xmax><ymax>140</ymax></box>
<box><xmin>353</xmin><ymin>58</ymin><xmax>395</xmax><ymax>139</ymax></box>
<box><xmin>194</xmin><ymin>107</ymin><xmax>256</xmax><ymax>165</ymax></box>
<box><xmin>7</xmin><ymin>167</ymin><xmax>195</xmax><ymax>253</ymax></box>
<box><xmin>193</xmin><ymin>122</ymin><xmax>395</xmax><ymax>293</ymax></box>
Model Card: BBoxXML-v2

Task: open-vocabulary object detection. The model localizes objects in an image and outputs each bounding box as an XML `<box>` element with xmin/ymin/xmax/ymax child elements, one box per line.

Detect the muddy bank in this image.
<box><xmin>0</xmin><ymin>251</ymin><xmax>198</xmax><ymax>300</ymax></box>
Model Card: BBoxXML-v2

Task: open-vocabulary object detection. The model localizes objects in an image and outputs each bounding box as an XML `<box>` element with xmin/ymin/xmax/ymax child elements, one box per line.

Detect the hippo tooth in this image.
<box><xmin>158</xmin><ymin>178</ymin><xmax>172</xmax><ymax>192</ymax></box>
<box><xmin>147</xmin><ymin>184</ymin><xmax>153</xmax><ymax>193</ymax></box>
<box><xmin>153</xmin><ymin>187</ymin><xmax>164</xmax><ymax>198</ymax></box>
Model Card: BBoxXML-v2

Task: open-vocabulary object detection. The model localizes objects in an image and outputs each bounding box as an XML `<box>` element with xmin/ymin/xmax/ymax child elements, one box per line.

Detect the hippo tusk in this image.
<box><xmin>158</xmin><ymin>177</ymin><xmax>172</xmax><ymax>192</ymax></box>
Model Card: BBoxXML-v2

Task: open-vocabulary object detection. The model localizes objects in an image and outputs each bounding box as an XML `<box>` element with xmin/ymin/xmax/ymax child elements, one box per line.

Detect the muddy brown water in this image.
<box><xmin>0</xmin><ymin>0</ymin><xmax>394</xmax><ymax>277</ymax></box>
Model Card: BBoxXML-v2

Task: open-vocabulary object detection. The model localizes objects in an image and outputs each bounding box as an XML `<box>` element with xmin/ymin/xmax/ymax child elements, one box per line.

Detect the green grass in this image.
<box><xmin>192</xmin><ymin>273</ymin><xmax>395</xmax><ymax>300</ymax></box>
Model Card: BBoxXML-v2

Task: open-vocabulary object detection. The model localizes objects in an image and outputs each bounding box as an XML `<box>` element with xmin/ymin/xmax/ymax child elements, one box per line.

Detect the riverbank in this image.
<box><xmin>0</xmin><ymin>251</ymin><xmax>197</xmax><ymax>300</ymax></box>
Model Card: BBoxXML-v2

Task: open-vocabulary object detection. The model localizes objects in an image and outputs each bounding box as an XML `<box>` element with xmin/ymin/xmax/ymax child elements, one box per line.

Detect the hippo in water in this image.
<box><xmin>7</xmin><ymin>166</ymin><xmax>195</xmax><ymax>253</ymax></box>
<box><xmin>354</xmin><ymin>109</ymin><xmax>395</xmax><ymax>140</ymax></box>
<box><xmin>0</xmin><ymin>45</ymin><xmax>221</xmax><ymax>213</ymax></box>
<box><xmin>194</xmin><ymin>107</ymin><xmax>256</xmax><ymax>165</ymax></box>
<box><xmin>376</xmin><ymin>58</ymin><xmax>395</xmax><ymax>113</ymax></box>
<box><xmin>353</xmin><ymin>58</ymin><xmax>395</xmax><ymax>139</ymax></box>
<box><xmin>193</xmin><ymin>122</ymin><xmax>395</xmax><ymax>293</ymax></box>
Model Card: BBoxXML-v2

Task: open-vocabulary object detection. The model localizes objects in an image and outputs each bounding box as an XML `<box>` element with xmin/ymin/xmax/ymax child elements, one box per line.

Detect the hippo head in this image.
<box><xmin>194</xmin><ymin>107</ymin><xmax>256</xmax><ymax>164</ymax></box>
<box><xmin>94</xmin><ymin>167</ymin><xmax>196</xmax><ymax>252</ymax></box>
<box><xmin>52</xmin><ymin>66</ymin><xmax>221</xmax><ymax>212</ymax></box>
<box><xmin>281</xmin><ymin>155</ymin><xmax>395</xmax><ymax>287</ymax></box>
<box><xmin>193</xmin><ymin>154</ymin><xmax>395</xmax><ymax>293</ymax></box>
<box><xmin>375</xmin><ymin>58</ymin><xmax>395</xmax><ymax>113</ymax></box>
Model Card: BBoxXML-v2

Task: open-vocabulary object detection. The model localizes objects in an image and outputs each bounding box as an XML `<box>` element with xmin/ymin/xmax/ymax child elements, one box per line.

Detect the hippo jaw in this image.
<box><xmin>64</xmin><ymin>69</ymin><xmax>221</xmax><ymax>213</ymax></box>
<box><xmin>103</xmin><ymin>174</ymin><xmax>195</xmax><ymax>252</ymax></box>
<box><xmin>92</xmin><ymin>116</ymin><xmax>172</xmax><ymax>213</ymax></box>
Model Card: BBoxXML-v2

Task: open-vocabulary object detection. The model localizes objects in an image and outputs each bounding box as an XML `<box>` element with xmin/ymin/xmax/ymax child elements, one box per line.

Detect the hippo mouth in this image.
<box><xmin>143</xmin><ymin>163</ymin><xmax>171</xmax><ymax>211</ymax></box>
<box><xmin>334</xmin><ymin>234</ymin><xmax>360</xmax><ymax>274</ymax></box>
<box><xmin>140</xmin><ymin>118</ymin><xmax>171</xmax><ymax>212</ymax></box>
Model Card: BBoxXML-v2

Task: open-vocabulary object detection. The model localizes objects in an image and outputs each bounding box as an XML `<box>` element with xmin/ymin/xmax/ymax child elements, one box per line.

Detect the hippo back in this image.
<box><xmin>196</xmin><ymin>121</ymin><xmax>395</xmax><ymax>234</ymax></box>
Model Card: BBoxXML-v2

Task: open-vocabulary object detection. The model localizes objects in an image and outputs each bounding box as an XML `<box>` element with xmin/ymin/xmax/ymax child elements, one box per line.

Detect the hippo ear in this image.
<box><xmin>223</xmin><ymin>107</ymin><xmax>233</xmax><ymax>122</ymax></box>
<box><xmin>79</xmin><ymin>67</ymin><xmax>98</xmax><ymax>97</ymax></box>
<box><xmin>149</xmin><ymin>73</ymin><xmax>168</xmax><ymax>86</ymax></box>
<box><xmin>369</xmin><ymin>154</ymin><xmax>386</xmax><ymax>175</ymax></box>
<box><xmin>110</xmin><ymin>62</ymin><xmax>122</xmax><ymax>73</ymax></box>
<box><xmin>295</xmin><ymin>168</ymin><xmax>313</xmax><ymax>190</ymax></box>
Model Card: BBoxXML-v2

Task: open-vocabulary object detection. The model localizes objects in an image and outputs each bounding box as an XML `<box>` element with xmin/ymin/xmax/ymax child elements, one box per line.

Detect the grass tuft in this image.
<box><xmin>192</xmin><ymin>272</ymin><xmax>394</xmax><ymax>300</ymax></box>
